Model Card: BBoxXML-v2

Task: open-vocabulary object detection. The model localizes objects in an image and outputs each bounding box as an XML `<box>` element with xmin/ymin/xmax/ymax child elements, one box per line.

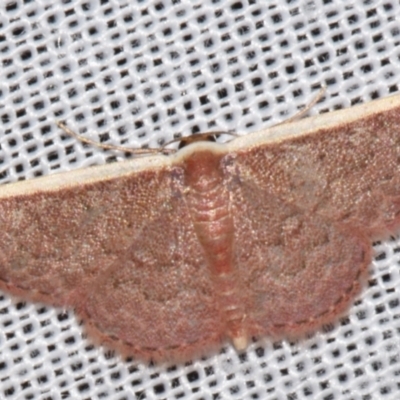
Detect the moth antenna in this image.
<box><xmin>275</xmin><ymin>86</ymin><xmax>326</xmax><ymax>126</ymax></box>
<box><xmin>57</xmin><ymin>121</ymin><xmax>174</xmax><ymax>155</ymax></box>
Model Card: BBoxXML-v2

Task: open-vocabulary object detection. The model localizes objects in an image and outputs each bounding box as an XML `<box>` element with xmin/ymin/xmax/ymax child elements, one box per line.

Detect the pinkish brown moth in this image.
<box><xmin>1</xmin><ymin>93</ymin><xmax>400</xmax><ymax>362</ymax></box>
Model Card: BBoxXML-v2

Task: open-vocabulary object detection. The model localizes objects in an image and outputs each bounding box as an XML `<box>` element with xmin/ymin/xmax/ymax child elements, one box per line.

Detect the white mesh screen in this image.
<box><xmin>1</xmin><ymin>0</ymin><xmax>400</xmax><ymax>399</ymax></box>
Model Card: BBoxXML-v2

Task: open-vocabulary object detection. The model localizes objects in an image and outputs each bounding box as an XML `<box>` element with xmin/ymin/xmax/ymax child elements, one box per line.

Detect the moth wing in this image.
<box><xmin>227</xmin><ymin>176</ymin><xmax>370</xmax><ymax>338</ymax></box>
<box><xmin>0</xmin><ymin>163</ymin><xmax>223</xmax><ymax>361</ymax></box>
<box><xmin>228</xmin><ymin>94</ymin><xmax>400</xmax><ymax>238</ymax></box>
<box><xmin>225</xmin><ymin>95</ymin><xmax>400</xmax><ymax>338</ymax></box>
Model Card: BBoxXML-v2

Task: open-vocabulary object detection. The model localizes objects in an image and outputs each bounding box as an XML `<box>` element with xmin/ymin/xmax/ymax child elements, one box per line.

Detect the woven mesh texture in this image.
<box><xmin>1</xmin><ymin>0</ymin><xmax>400</xmax><ymax>399</ymax></box>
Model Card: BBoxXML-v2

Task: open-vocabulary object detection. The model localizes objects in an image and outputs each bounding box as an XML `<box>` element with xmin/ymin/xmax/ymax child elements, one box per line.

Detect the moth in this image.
<box><xmin>1</xmin><ymin>93</ymin><xmax>400</xmax><ymax>363</ymax></box>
